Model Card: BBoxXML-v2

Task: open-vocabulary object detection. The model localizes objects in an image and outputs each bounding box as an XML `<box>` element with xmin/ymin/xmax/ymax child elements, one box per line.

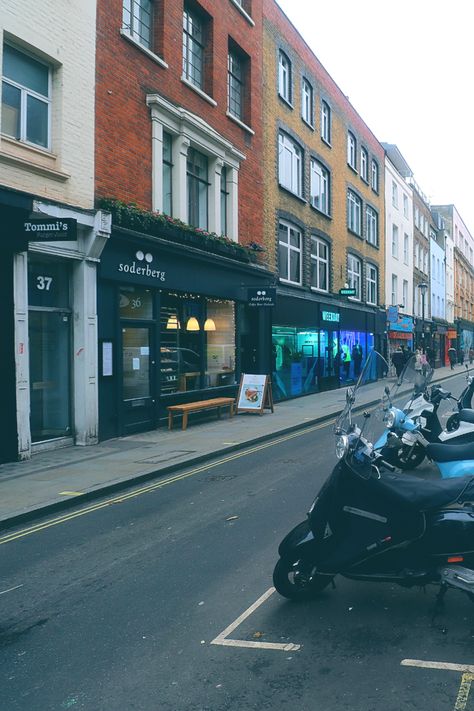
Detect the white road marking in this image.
<box><xmin>0</xmin><ymin>584</ymin><xmax>24</xmax><ymax>596</ymax></box>
<box><xmin>401</xmin><ymin>659</ymin><xmax>474</xmax><ymax>674</ymax></box>
<box><xmin>211</xmin><ymin>587</ymin><xmax>300</xmax><ymax>652</ymax></box>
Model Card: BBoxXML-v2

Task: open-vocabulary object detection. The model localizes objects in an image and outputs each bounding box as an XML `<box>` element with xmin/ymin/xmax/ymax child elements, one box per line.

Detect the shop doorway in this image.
<box><xmin>121</xmin><ymin>325</ymin><xmax>155</xmax><ymax>434</ymax></box>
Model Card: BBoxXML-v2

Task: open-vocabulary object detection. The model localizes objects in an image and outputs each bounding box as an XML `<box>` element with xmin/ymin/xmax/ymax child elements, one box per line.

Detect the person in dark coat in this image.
<box><xmin>391</xmin><ymin>347</ymin><xmax>405</xmax><ymax>378</ymax></box>
<box><xmin>448</xmin><ymin>346</ymin><xmax>457</xmax><ymax>370</ymax></box>
<box><xmin>352</xmin><ymin>342</ymin><xmax>363</xmax><ymax>377</ymax></box>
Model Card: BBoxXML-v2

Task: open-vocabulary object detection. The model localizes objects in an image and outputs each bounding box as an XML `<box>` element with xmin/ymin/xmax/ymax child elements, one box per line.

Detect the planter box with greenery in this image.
<box><xmin>98</xmin><ymin>199</ymin><xmax>265</xmax><ymax>265</ymax></box>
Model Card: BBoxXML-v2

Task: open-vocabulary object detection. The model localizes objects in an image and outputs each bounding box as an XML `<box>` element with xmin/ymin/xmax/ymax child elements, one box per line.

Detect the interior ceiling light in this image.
<box><xmin>204</xmin><ymin>318</ymin><xmax>216</xmax><ymax>331</ymax></box>
<box><xmin>186</xmin><ymin>316</ymin><xmax>200</xmax><ymax>331</ymax></box>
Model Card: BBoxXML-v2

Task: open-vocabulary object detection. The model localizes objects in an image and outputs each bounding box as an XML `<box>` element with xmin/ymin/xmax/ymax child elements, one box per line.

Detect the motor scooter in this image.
<box><xmin>273</xmin><ymin>351</ymin><xmax>474</xmax><ymax>608</ymax></box>
<box><xmin>375</xmin><ymin>359</ymin><xmax>474</xmax><ymax>469</ymax></box>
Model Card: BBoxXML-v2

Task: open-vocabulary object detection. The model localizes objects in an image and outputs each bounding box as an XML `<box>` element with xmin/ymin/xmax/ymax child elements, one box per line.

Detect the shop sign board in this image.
<box><xmin>322</xmin><ymin>310</ymin><xmax>340</xmax><ymax>323</ymax></box>
<box><xmin>247</xmin><ymin>287</ymin><xmax>276</xmax><ymax>307</ymax></box>
<box><xmin>236</xmin><ymin>374</ymin><xmax>274</xmax><ymax>414</ymax></box>
<box><xmin>387</xmin><ymin>306</ymin><xmax>399</xmax><ymax>323</ymax></box>
<box><xmin>389</xmin><ymin>315</ymin><xmax>414</xmax><ymax>333</ymax></box>
<box><xmin>339</xmin><ymin>287</ymin><xmax>356</xmax><ymax>296</ymax></box>
<box><xmin>23</xmin><ymin>218</ymin><xmax>77</xmax><ymax>241</ymax></box>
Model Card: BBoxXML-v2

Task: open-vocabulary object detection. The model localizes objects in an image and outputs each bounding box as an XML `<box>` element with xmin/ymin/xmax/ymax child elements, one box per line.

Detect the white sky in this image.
<box><xmin>275</xmin><ymin>0</ymin><xmax>474</xmax><ymax>238</ymax></box>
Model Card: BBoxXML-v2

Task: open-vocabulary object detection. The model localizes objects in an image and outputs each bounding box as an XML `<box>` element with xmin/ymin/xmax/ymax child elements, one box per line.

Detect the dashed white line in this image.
<box><xmin>0</xmin><ymin>584</ymin><xmax>24</xmax><ymax>596</ymax></box>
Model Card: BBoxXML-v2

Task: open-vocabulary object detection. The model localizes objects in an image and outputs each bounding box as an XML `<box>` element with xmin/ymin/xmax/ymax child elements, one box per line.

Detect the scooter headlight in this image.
<box><xmin>335</xmin><ymin>434</ymin><xmax>349</xmax><ymax>459</ymax></box>
<box><xmin>386</xmin><ymin>408</ymin><xmax>397</xmax><ymax>428</ymax></box>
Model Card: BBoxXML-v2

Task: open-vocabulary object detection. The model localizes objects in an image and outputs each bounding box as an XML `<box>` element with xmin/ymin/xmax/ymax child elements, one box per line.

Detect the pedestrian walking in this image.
<box><xmin>469</xmin><ymin>347</ymin><xmax>474</xmax><ymax>365</ymax></box>
<box><xmin>352</xmin><ymin>342</ymin><xmax>363</xmax><ymax>377</ymax></box>
<box><xmin>391</xmin><ymin>346</ymin><xmax>405</xmax><ymax>378</ymax></box>
<box><xmin>448</xmin><ymin>346</ymin><xmax>457</xmax><ymax>370</ymax></box>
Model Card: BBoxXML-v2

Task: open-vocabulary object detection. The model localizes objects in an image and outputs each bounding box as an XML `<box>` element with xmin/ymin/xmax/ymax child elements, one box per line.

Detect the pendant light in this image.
<box><xmin>204</xmin><ymin>318</ymin><xmax>216</xmax><ymax>331</ymax></box>
<box><xmin>166</xmin><ymin>314</ymin><xmax>180</xmax><ymax>329</ymax></box>
<box><xmin>186</xmin><ymin>316</ymin><xmax>200</xmax><ymax>331</ymax></box>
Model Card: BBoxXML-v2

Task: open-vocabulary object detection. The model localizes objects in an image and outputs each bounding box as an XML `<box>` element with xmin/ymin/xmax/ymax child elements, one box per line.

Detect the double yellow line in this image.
<box><xmin>0</xmin><ymin>419</ymin><xmax>333</xmax><ymax>546</ymax></box>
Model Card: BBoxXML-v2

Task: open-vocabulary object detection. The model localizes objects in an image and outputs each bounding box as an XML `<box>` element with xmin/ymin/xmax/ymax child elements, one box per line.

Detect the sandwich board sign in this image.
<box><xmin>236</xmin><ymin>374</ymin><xmax>274</xmax><ymax>415</ymax></box>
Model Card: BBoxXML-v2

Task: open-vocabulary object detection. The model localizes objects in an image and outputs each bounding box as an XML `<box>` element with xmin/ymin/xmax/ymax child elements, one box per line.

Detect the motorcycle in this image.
<box><xmin>375</xmin><ymin>358</ymin><xmax>474</xmax><ymax>470</ymax></box>
<box><xmin>273</xmin><ymin>351</ymin><xmax>474</xmax><ymax>607</ymax></box>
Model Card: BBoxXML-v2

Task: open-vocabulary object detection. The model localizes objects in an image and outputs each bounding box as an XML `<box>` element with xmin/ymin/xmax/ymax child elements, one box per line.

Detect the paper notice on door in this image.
<box><xmin>140</xmin><ymin>346</ymin><xmax>149</xmax><ymax>355</ymax></box>
<box><xmin>132</xmin><ymin>358</ymin><xmax>140</xmax><ymax>370</ymax></box>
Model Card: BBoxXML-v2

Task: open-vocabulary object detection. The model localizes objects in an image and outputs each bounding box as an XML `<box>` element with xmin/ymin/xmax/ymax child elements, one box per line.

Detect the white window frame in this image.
<box><xmin>310</xmin><ymin>235</ymin><xmax>329</xmax><ymax>292</ymax></box>
<box><xmin>360</xmin><ymin>147</ymin><xmax>368</xmax><ymax>181</ymax></box>
<box><xmin>366</xmin><ymin>205</ymin><xmax>378</xmax><ymax>246</ymax></box>
<box><xmin>402</xmin><ymin>279</ymin><xmax>408</xmax><ymax>309</ymax></box>
<box><xmin>391</xmin><ymin>274</ymin><xmax>398</xmax><ymax>306</ymax></box>
<box><xmin>347</xmin><ymin>254</ymin><xmax>362</xmax><ymax>300</ymax></box>
<box><xmin>321</xmin><ymin>100</ymin><xmax>330</xmax><ymax>143</ymax></box>
<box><xmin>366</xmin><ymin>263</ymin><xmax>378</xmax><ymax>305</ymax></box>
<box><xmin>183</xmin><ymin>5</ymin><xmax>205</xmax><ymax>90</ymax></box>
<box><xmin>123</xmin><ymin>0</ymin><xmax>153</xmax><ymax>49</ymax></box>
<box><xmin>278</xmin><ymin>131</ymin><xmax>302</xmax><ymax>197</ymax></box>
<box><xmin>278</xmin><ymin>220</ymin><xmax>302</xmax><ymax>285</ymax></box>
<box><xmin>278</xmin><ymin>50</ymin><xmax>291</xmax><ymax>104</ymax></box>
<box><xmin>391</xmin><ymin>224</ymin><xmax>399</xmax><ymax>258</ymax></box>
<box><xmin>347</xmin><ymin>190</ymin><xmax>361</xmax><ymax>235</ymax></box>
<box><xmin>1</xmin><ymin>43</ymin><xmax>52</xmax><ymax>150</ymax></box>
<box><xmin>403</xmin><ymin>233</ymin><xmax>409</xmax><ymax>265</ymax></box>
<box><xmin>392</xmin><ymin>180</ymin><xmax>398</xmax><ymax>208</ymax></box>
<box><xmin>347</xmin><ymin>132</ymin><xmax>357</xmax><ymax>170</ymax></box>
<box><xmin>403</xmin><ymin>193</ymin><xmax>409</xmax><ymax>218</ymax></box>
<box><xmin>371</xmin><ymin>159</ymin><xmax>378</xmax><ymax>191</ymax></box>
<box><xmin>310</xmin><ymin>159</ymin><xmax>329</xmax><ymax>214</ymax></box>
<box><xmin>301</xmin><ymin>77</ymin><xmax>313</xmax><ymax>126</ymax></box>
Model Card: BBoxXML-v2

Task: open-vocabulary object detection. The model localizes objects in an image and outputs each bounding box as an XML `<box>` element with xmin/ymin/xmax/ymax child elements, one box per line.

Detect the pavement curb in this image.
<box><xmin>0</xmin><ymin>369</ymin><xmax>462</xmax><ymax>533</ymax></box>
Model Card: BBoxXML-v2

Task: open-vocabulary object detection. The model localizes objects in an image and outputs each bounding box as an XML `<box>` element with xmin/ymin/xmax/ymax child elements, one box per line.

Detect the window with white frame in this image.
<box><xmin>392</xmin><ymin>180</ymin><xmax>398</xmax><ymax>208</ymax></box>
<box><xmin>123</xmin><ymin>0</ymin><xmax>152</xmax><ymax>48</ymax></box>
<box><xmin>228</xmin><ymin>47</ymin><xmax>245</xmax><ymax>121</ymax></box>
<box><xmin>278</xmin><ymin>221</ymin><xmax>301</xmax><ymax>284</ymax></box>
<box><xmin>347</xmin><ymin>254</ymin><xmax>361</xmax><ymax>300</ymax></box>
<box><xmin>371</xmin><ymin>159</ymin><xmax>379</xmax><ymax>192</ymax></box>
<box><xmin>366</xmin><ymin>263</ymin><xmax>378</xmax><ymax>305</ymax></box>
<box><xmin>220</xmin><ymin>166</ymin><xmax>228</xmax><ymax>236</ymax></box>
<box><xmin>360</xmin><ymin>147</ymin><xmax>368</xmax><ymax>181</ymax></box>
<box><xmin>187</xmin><ymin>147</ymin><xmax>209</xmax><ymax>230</ymax></box>
<box><xmin>301</xmin><ymin>77</ymin><xmax>313</xmax><ymax>126</ymax></box>
<box><xmin>310</xmin><ymin>159</ymin><xmax>329</xmax><ymax>214</ymax></box>
<box><xmin>321</xmin><ymin>100</ymin><xmax>331</xmax><ymax>143</ymax></box>
<box><xmin>310</xmin><ymin>236</ymin><xmax>329</xmax><ymax>291</ymax></box>
<box><xmin>366</xmin><ymin>205</ymin><xmax>378</xmax><ymax>246</ymax></box>
<box><xmin>278</xmin><ymin>50</ymin><xmax>291</xmax><ymax>103</ymax></box>
<box><xmin>391</xmin><ymin>224</ymin><xmax>399</xmax><ymax>258</ymax></box>
<box><xmin>347</xmin><ymin>190</ymin><xmax>361</xmax><ymax>235</ymax></box>
<box><xmin>403</xmin><ymin>193</ymin><xmax>409</xmax><ymax>218</ymax></box>
<box><xmin>1</xmin><ymin>43</ymin><xmax>51</xmax><ymax>149</ymax></box>
<box><xmin>183</xmin><ymin>5</ymin><xmax>205</xmax><ymax>90</ymax></box>
<box><xmin>347</xmin><ymin>131</ymin><xmax>357</xmax><ymax>170</ymax></box>
<box><xmin>162</xmin><ymin>131</ymin><xmax>173</xmax><ymax>216</ymax></box>
<box><xmin>403</xmin><ymin>233</ymin><xmax>409</xmax><ymax>264</ymax></box>
<box><xmin>403</xmin><ymin>279</ymin><xmax>408</xmax><ymax>309</ymax></box>
<box><xmin>391</xmin><ymin>274</ymin><xmax>398</xmax><ymax>305</ymax></box>
<box><xmin>278</xmin><ymin>131</ymin><xmax>302</xmax><ymax>196</ymax></box>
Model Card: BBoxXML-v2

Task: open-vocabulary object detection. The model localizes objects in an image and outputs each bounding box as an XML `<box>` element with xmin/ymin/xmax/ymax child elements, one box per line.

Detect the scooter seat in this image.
<box><xmin>459</xmin><ymin>408</ymin><xmax>474</xmax><ymax>424</ymax></box>
<box><xmin>427</xmin><ymin>440</ymin><xmax>474</xmax><ymax>463</ymax></box>
<box><xmin>380</xmin><ymin>472</ymin><xmax>473</xmax><ymax>511</ymax></box>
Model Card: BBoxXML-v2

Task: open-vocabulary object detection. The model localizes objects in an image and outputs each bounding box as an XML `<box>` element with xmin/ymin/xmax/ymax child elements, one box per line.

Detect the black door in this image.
<box><xmin>121</xmin><ymin>324</ymin><xmax>155</xmax><ymax>434</ymax></box>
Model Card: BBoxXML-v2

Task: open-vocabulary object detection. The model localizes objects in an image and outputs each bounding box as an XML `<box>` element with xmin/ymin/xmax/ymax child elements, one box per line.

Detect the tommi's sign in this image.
<box><xmin>23</xmin><ymin>218</ymin><xmax>77</xmax><ymax>242</ymax></box>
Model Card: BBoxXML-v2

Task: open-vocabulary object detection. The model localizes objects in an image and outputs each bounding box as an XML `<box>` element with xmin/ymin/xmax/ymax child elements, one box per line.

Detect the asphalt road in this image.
<box><xmin>1</xmin><ymin>371</ymin><xmax>473</xmax><ymax>711</ymax></box>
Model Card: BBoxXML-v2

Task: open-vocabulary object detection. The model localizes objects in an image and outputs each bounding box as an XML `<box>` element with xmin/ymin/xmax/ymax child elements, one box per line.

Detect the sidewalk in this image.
<box><xmin>0</xmin><ymin>364</ymin><xmax>460</xmax><ymax>529</ymax></box>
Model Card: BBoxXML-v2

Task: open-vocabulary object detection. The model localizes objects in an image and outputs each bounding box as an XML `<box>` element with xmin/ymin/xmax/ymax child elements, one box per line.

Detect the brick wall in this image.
<box><xmin>262</xmin><ymin>0</ymin><xmax>385</xmax><ymax>304</ymax></box>
<box><xmin>95</xmin><ymin>0</ymin><xmax>264</xmax><ymax>247</ymax></box>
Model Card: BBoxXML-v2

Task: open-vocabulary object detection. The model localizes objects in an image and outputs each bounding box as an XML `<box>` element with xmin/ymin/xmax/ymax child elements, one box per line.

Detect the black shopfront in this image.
<box><xmin>272</xmin><ymin>292</ymin><xmax>386</xmax><ymax>401</ymax></box>
<box><xmin>98</xmin><ymin>228</ymin><xmax>273</xmax><ymax>439</ymax></box>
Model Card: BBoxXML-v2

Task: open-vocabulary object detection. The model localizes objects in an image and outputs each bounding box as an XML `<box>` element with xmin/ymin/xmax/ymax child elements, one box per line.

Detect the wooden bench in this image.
<box><xmin>167</xmin><ymin>397</ymin><xmax>235</xmax><ymax>431</ymax></box>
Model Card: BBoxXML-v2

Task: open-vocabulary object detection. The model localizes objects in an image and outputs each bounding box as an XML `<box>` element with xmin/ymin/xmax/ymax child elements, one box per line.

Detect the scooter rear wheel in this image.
<box><xmin>273</xmin><ymin>557</ymin><xmax>333</xmax><ymax>601</ymax></box>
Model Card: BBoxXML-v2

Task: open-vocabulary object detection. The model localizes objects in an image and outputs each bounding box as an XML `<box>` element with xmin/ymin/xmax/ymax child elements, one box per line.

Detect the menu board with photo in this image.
<box><xmin>236</xmin><ymin>374</ymin><xmax>274</xmax><ymax>414</ymax></box>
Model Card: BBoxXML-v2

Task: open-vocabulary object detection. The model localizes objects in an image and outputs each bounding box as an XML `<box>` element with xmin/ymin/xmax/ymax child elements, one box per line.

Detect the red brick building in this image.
<box><xmin>95</xmin><ymin>0</ymin><xmax>272</xmax><ymax>439</ymax></box>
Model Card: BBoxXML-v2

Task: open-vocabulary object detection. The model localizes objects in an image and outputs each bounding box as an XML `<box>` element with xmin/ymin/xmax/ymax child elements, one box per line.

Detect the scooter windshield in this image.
<box><xmin>334</xmin><ymin>350</ymin><xmax>388</xmax><ymax>436</ymax></box>
<box><xmin>385</xmin><ymin>354</ymin><xmax>433</xmax><ymax>412</ymax></box>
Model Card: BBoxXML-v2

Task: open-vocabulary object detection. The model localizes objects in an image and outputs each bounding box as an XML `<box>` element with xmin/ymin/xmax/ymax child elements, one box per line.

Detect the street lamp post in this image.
<box><xmin>418</xmin><ymin>282</ymin><xmax>428</xmax><ymax>349</ymax></box>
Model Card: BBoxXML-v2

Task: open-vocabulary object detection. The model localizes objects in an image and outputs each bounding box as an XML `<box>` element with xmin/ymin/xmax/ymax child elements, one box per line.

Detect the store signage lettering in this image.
<box><xmin>118</xmin><ymin>251</ymin><xmax>166</xmax><ymax>281</ymax></box>
<box><xmin>322</xmin><ymin>310</ymin><xmax>340</xmax><ymax>323</ymax></box>
<box><xmin>339</xmin><ymin>288</ymin><xmax>356</xmax><ymax>296</ymax></box>
<box><xmin>23</xmin><ymin>218</ymin><xmax>77</xmax><ymax>241</ymax></box>
<box><xmin>247</xmin><ymin>287</ymin><xmax>276</xmax><ymax>307</ymax></box>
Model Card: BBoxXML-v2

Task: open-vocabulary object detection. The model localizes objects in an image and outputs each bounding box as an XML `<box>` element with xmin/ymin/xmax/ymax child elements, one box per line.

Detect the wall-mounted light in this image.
<box><xmin>186</xmin><ymin>317</ymin><xmax>200</xmax><ymax>331</ymax></box>
<box><xmin>166</xmin><ymin>315</ymin><xmax>180</xmax><ymax>329</ymax></box>
<box><xmin>204</xmin><ymin>318</ymin><xmax>216</xmax><ymax>331</ymax></box>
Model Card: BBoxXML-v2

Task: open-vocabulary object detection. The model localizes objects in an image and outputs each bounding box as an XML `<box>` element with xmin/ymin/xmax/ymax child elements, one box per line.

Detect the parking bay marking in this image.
<box><xmin>211</xmin><ymin>587</ymin><xmax>300</xmax><ymax>652</ymax></box>
<box><xmin>401</xmin><ymin>660</ymin><xmax>474</xmax><ymax>710</ymax></box>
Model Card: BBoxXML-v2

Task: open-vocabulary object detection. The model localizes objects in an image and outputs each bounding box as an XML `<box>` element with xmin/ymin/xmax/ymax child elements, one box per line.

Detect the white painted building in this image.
<box><xmin>382</xmin><ymin>146</ymin><xmax>414</xmax><ymax>318</ymax></box>
<box><xmin>0</xmin><ymin>0</ymin><xmax>110</xmax><ymax>461</ymax></box>
<box><xmin>429</xmin><ymin>235</ymin><xmax>446</xmax><ymax>321</ymax></box>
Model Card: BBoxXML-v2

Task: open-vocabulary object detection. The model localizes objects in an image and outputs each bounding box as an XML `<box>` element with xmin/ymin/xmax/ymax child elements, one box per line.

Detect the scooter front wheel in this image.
<box><xmin>273</xmin><ymin>557</ymin><xmax>333</xmax><ymax>601</ymax></box>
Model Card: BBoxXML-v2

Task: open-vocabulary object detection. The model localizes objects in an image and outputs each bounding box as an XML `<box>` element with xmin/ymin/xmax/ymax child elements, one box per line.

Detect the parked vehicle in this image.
<box><xmin>273</xmin><ymin>351</ymin><xmax>474</xmax><ymax>607</ymax></box>
<box><xmin>375</xmin><ymin>358</ymin><xmax>474</xmax><ymax>470</ymax></box>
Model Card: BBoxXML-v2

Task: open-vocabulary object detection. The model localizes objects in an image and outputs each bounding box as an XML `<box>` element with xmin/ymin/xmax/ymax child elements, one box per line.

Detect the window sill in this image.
<box><xmin>278</xmin><ymin>94</ymin><xmax>294</xmax><ymax>110</ymax></box>
<box><xmin>366</xmin><ymin>240</ymin><xmax>380</xmax><ymax>250</ymax></box>
<box><xmin>347</xmin><ymin>163</ymin><xmax>358</xmax><ymax>175</ymax></box>
<box><xmin>310</xmin><ymin>203</ymin><xmax>331</xmax><ymax>220</ymax></box>
<box><xmin>278</xmin><ymin>183</ymin><xmax>306</xmax><ymax>203</ymax></box>
<box><xmin>347</xmin><ymin>228</ymin><xmax>363</xmax><ymax>240</ymax></box>
<box><xmin>181</xmin><ymin>76</ymin><xmax>217</xmax><ymax>106</ymax></box>
<box><xmin>0</xmin><ymin>136</ymin><xmax>70</xmax><ymax>182</ymax></box>
<box><xmin>226</xmin><ymin>111</ymin><xmax>254</xmax><ymax>135</ymax></box>
<box><xmin>310</xmin><ymin>286</ymin><xmax>329</xmax><ymax>294</ymax></box>
<box><xmin>120</xmin><ymin>30</ymin><xmax>168</xmax><ymax>68</ymax></box>
<box><xmin>228</xmin><ymin>0</ymin><xmax>255</xmax><ymax>26</ymax></box>
<box><xmin>321</xmin><ymin>137</ymin><xmax>332</xmax><ymax>148</ymax></box>
<box><xmin>301</xmin><ymin>117</ymin><xmax>315</xmax><ymax>131</ymax></box>
<box><xmin>279</xmin><ymin>278</ymin><xmax>304</xmax><ymax>288</ymax></box>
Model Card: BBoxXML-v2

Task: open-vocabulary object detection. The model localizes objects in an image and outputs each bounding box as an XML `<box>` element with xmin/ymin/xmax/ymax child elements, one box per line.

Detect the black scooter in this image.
<box><xmin>273</xmin><ymin>353</ymin><xmax>474</xmax><ymax>609</ymax></box>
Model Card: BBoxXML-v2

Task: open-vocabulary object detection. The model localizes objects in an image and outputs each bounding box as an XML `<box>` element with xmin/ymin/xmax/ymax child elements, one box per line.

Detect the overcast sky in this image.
<box><xmin>275</xmin><ymin>0</ymin><xmax>474</xmax><ymax>237</ymax></box>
